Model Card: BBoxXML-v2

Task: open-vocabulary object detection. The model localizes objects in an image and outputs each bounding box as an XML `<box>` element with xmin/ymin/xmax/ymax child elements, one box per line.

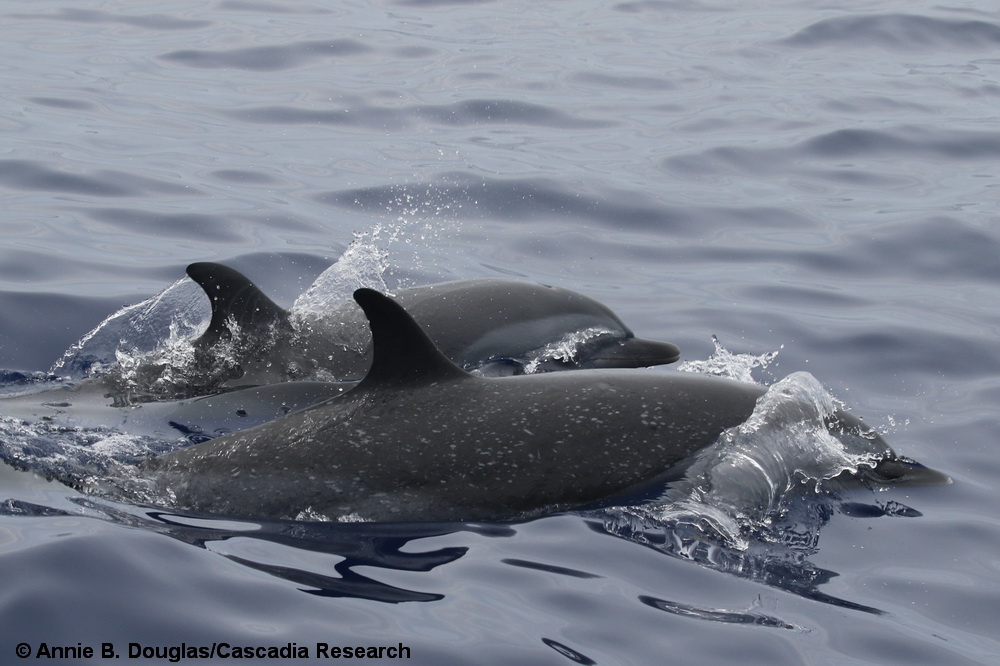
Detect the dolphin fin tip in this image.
<box><xmin>186</xmin><ymin>262</ymin><xmax>288</xmax><ymax>346</ymax></box>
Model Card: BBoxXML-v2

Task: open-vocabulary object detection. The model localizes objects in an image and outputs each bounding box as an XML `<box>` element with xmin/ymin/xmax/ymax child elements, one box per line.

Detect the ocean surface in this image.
<box><xmin>1</xmin><ymin>0</ymin><xmax>998</xmax><ymax>663</ymax></box>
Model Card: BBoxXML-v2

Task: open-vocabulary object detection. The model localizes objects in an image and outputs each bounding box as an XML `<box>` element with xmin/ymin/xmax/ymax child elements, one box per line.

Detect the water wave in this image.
<box><xmin>12</xmin><ymin>7</ymin><xmax>211</xmax><ymax>31</ymax></box>
<box><xmin>160</xmin><ymin>39</ymin><xmax>372</xmax><ymax>71</ymax></box>
<box><xmin>779</xmin><ymin>14</ymin><xmax>1000</xmax><ymax>52</ymax></box>
<box><xmin>663</xmin><ymin>127</ymin><xmax>1000</xmax><ymax>179</ymax></box>
<box><xmin>316</xmin><ymin>173</ymin><xmax>811</xmax><ymax>236</ymax></box>
<box><xmin>0</xmin><ymin>159</ymin><xmax>197</xmax><ymax>198</ymax></box>
<box><xmin>227</xmin><ymin>99</ymin><xmax>611</xmax><ymax>130</ymax></box>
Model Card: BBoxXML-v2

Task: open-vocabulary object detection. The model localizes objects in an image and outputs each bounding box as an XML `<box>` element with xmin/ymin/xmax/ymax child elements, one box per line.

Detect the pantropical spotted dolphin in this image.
<box><xmin>181</xmin><ymin>261</ymin><xmax>682</xmax><ymax>388</ymax></box>
<box><xmin>145</xmin><ymin>288</ymin><xmax>948</xmax><ymax>523</ymax></box>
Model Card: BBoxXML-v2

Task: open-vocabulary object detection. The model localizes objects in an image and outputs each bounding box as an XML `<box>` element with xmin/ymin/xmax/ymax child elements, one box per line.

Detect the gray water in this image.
<box><xmin>1</xmin><ymin>1</ymin><xmax>998</xmax><ymax>664</ymax></box>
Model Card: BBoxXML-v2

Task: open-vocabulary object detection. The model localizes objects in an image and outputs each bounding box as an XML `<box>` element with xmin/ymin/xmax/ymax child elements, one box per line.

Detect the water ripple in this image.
<box><xmin>229</xmin><ymin>99</ymin><xmax>612</xmax><ymax>130</ymax></box>
<box><xmin>84</xmin><ymin>209</ymin><xmax>254</xmax><ymax>243</ymax></box>
<box><xmin>639</xmin><ymin>595</ymin><xmax>798</xmax><ymax>629</ymax></box>
<box><xmin>217</xmin><ymin>1</ymin><xmax>336</xmax><ymax>14</ymax></box>
<box><xmin>568</xmin><ymin>72</ymin><xmax>678</xmax><ymax>91</ymax></box>
<box><xmin>663</xmin><ymin>126</ymin><xmax>1000</xmax><ymax>177</ymax></box>
<box><xmin>779</xmin><ymin>14</ymin><xmax>1000</xmax><ymax>52</ymax></box>
<box><xmin>315</xmin><ymin>173</ymin><xmax>809</xmax><ymax>235</ymax></box>
<box><xmin>160</xmin><ymin>39</ymin><xmax>372</xmax><ymax>71</ymax></box>
<box><xmin>0</xmin><ymin>160</ymin><xmax>198</xmax><ymax>198</ymax></box>
<box><xmin>14</xmin><ymin>8</ymin><xmax>212</xmax><ymax>31</ymax></box>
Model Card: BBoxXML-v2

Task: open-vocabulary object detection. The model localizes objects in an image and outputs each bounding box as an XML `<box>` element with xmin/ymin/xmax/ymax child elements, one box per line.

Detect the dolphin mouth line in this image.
<box><xmin>589</xmin><ymin>353</ymin><xmax>681</xmax><ymax>367</ymax></box>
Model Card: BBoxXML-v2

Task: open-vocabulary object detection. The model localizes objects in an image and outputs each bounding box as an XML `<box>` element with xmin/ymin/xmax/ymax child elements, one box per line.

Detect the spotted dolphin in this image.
<box><xmin>181</xmin><ymin>261</ymin><xmax>682</xmax><ymax>388</ymax></box>
<box><xmin>144</xmin><ymin>288</ymin><xmax>948</xmax><ymax>523</ymax></box>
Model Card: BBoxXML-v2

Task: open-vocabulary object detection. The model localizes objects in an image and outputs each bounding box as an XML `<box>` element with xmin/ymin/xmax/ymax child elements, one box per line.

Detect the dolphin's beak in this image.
<box><xmin>866</xmin><ymin>456</ymin><xmax>953</xmax><ymax>487</ymax></box>
<box><xmin>585</xmin><ymin>337</ymin><xmax>681</xmax><ymax>368</ymax></box>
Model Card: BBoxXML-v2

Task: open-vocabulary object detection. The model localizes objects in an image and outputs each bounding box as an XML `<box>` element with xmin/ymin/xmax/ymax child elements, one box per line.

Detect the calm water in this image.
<box><xmin>2</xmin><ymin>1</ymin><xmax>999</xmax><ymax>664</ymax></box>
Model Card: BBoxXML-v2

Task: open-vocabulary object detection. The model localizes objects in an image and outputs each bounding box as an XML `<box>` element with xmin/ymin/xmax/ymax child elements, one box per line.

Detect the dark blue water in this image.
<box><xmin>2</xmin><ymin>1</ymin><xmax>998</xmax><ymax>663</ymax></box>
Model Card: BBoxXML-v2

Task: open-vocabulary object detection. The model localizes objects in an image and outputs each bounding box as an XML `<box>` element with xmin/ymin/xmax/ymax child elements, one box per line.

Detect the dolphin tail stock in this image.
<box><xmin>186</xmin><ymin>262</ymin><xmax>291</xmax><ymax>348</ymax></box>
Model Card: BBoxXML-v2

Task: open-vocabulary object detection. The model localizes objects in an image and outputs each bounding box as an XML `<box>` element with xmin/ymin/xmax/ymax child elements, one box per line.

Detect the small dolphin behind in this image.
<box><xmin>110</xmin><ymin>263</ymin><xmax>681</xmax><ymax>400</ymax></box>
<box><xmin>184</xmin><ymin>261</ymin><xmax>681</xmax><ymax>381</ymax></box>
<box><xmin>143</xmin><ymin>289</ymin><xmax>948</xmax><ymax>523</ymax></box>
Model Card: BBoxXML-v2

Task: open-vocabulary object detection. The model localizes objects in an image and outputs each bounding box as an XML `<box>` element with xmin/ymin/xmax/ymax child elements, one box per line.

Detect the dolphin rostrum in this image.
<box><xmin>144</xmin><ymin>289</ymin><xmax>948</xmax><ymax>523</ymax></box>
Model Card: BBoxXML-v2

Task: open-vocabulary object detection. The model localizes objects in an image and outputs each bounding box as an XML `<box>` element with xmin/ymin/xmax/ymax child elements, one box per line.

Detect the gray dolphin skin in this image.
<box><xmin>146</xmin><ymin>288</ymin><xmax>949</xmax><ymax>523</ymax></box>
<box><xmin>184</xmin><ymin>262</ymin><xmax>682</xmax><ymax>388</ymax></box>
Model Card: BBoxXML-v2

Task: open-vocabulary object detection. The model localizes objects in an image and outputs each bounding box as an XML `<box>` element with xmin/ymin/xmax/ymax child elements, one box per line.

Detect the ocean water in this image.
<box><xmin>1</xmin><ymin>0</ymin><xmax>998</xmax><ymax>664</ymax></box>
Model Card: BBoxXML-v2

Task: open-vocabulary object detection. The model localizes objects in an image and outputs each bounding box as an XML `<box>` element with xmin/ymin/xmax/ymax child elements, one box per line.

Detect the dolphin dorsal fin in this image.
<box><xmin>353</xmin><ymin>288</ymin><xmax>470</xmax><ymax>387</ymax></box>
<box><xmin>186</xmin><ymin>262</ymin><xmax>289</xmax><ymax>347</ymax></box>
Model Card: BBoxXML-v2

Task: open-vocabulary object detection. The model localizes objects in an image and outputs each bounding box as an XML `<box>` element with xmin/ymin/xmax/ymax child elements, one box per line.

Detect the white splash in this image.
<box><xmin>521</xmin><ymin>327</ymin><xmax>618</xmax><ymax>374</ymax></box>
<box><xmin>606</xmin><ymin>372</ymin><xmax>877</xmax><ymax>551</ymax></box>
<box><xmin>51</xmin><ymin>278</ymin><xmax>209</xmax><ymax>380</ymax></box>
<box><xmin>677</xmin><ymin>335</ymin><xmax>781</xmax><ymax>385</ymax></box>
<box><xmin>291</xmin><ymin>225</ymin><xmax>393</xmax><ymax>321</ymax></box>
